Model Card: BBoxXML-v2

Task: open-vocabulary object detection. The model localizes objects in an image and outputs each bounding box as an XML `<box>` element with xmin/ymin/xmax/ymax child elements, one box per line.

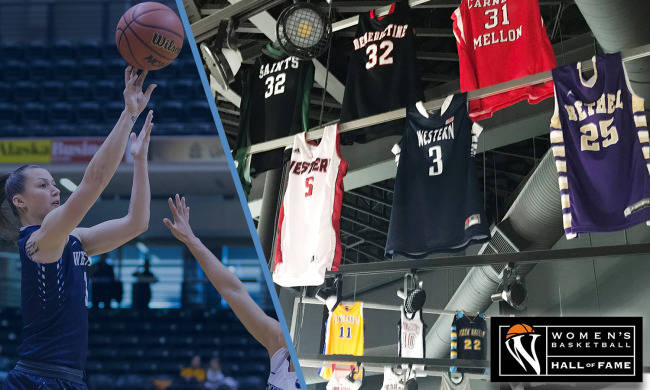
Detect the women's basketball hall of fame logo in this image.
<box><xmin>491</xmin><ymin>317</ymin><xmax>642</xmax><ymax>382</ymax></box>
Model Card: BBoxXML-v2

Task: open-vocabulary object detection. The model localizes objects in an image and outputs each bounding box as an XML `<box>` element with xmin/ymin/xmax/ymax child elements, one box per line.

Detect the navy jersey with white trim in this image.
<box><xmin>18</xmin><ymin>225</ymin><xmax>89</xmax><ymax>370</ymax></box>
<box><xmin>385</xmin><ymin>93</ymin><xmax>489</xmax><ymax>257</ymax></box>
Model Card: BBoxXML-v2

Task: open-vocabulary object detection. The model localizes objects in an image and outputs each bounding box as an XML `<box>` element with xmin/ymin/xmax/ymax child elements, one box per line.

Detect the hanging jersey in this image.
<box><xmin>319</xmin><ymin>302</ymin><xmax>364</xmax><ymax>380</ymax></box>
<box><xmin>326</xmin><ymin>367</ymin><xmax>362</xmax><ymax>390</ymax></box>
<box><xmin>340</xmin><ymin>1</ymin><xmax>423</xmax><ymax>144</ymax></box>
<box><xmin>398</xmin><ymin>306</ymin><xmax>425</xmax><ymax>374</ymax></box>
<box><xmin>440</xmin><ymin>373</ymin><xmax>471</xmax><ymax>390</ymax></box>
<box><xmin>235</xmin><ymin>46</ymin><xmax>314</xmax><ymax>188</ymax></box>
<box><xmin>18</xmin><ymin>225</ymin><xmax>89</xmax><ymax>370</ymax></box>
<box><xmin>550</xmin><ymin>52</ymin><xmax>650</xmax><ymax>238</ymax></box>
<box><xmin>451</xmin><ymin>311</ymin><xmax>487</xmax><ymax>375</ymax></box>
<box><xmin>267</xmin><ymin>348</ymin><xmax>301</xmax><ymax>390</ymax></box>
<box><xmin>452</xmin><ymin>0</ymin><xmax>556</xmax><ymax>121</ymax></box>
<box><xmin>386</xmin><ymin>93</ymin><xmax>490</xmax><ymax>257</ymax></box>
<box><xmin>380</xmin><ymin>366</ymin><xmax>415</xmax><ymax>390</ymax></box>
<box><xmin>273</xmin><ymin>124</ymin><xmax>348</xmax><ymax>287</ymax></box>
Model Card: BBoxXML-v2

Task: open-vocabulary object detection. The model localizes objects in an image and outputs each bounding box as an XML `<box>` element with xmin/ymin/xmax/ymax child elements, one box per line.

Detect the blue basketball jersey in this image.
<box><xmin>550</xmin><ymin>53</ymin><xmax>650</xmax><ymax>238</ymax></box>
<box><xmin>18</xmin><ymin>225</ymin><xmax>89</xmax><ymax>370</ymax></box>
<box><xmin>386</xmin><ymin>93</ymin><xmax>489</xmax><ymax>257</ymax></box>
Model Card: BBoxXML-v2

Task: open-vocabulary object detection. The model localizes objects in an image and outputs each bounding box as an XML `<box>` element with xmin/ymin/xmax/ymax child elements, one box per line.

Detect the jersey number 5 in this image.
<box><xmin>305</xmin><ymin>176</ymin><xmax>314</xmax><ymax>197</ymax></box>
<box><xmin>264</xmin><ymin>73</ymin><xmax>286</xmax><ymax>98</ymax></box>
<box><xmin>365</xmin><ymin>41</ymin><xmax>394</xmax><ymax>70</ymax></box>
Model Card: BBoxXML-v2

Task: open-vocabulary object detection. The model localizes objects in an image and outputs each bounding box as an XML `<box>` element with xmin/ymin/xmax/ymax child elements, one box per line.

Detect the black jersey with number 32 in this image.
<box><xmin>237</xmin><ymin>46</ymin><xmax>314</xmax><ymax>178</ymax></box>
<box><xmin>340</xmin><ymin>1</ymin><xmax>422</xmax><ymax>143</ymax></box>
<box><xmin>386</xmin><ymin>93</ymin><xmax>489</xmax><ymax>257</ymax></box>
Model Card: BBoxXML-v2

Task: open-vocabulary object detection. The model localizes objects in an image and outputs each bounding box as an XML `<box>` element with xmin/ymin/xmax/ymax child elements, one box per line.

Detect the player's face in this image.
<box><xmin>17</xmin><ymin>168</ymin><xmax>60</xmax><ymax>221</ymax></box>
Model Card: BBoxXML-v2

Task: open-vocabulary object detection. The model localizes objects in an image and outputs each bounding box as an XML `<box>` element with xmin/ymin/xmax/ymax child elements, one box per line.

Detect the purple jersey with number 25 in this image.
<box><xmin>550</xmin><ymin>52</ymin><xmax>650</xmax><ymax>239</ymax></box>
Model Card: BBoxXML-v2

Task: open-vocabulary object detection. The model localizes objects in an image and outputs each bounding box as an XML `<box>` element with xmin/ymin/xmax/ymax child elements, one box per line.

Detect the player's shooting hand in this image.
<box><xmin>123</xmin><ymin>66</ymin><xmax>157</xmax><ymax>118</ymax></box>
<box><xmin>129</xmin><ymin>110</ymin><xmax>153</xmax><ymax>161</ymax></box>
<box><xmin>163</xmin><ymin>194</ymin><xmax>196</xmax><ymax>245</ymax></box>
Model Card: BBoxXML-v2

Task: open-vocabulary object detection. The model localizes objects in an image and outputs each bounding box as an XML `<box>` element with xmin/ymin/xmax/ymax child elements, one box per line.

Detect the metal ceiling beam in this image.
<box><xmin>191</xmin><ymin>0</ymin><xmax>272</xmax><ymax>43</ymax></box>
<box><xmin>422</xmin><ymin>73</ymin><xmax>458</xmax><ymax>82</ymax></box>
<box><xmin>326</xmin><ymin>243</ymin><xmax>650</xmax><ymax>277</ymax></box>
<box><xmin>417</xmin><ymin>28</ymin><xmax>455</xmax><ymax>38</ymax></box>
<box><xmin>300</xmin><ymin>354</ymin><xmax>489</xmax><ymax>370</ymax></box>
<box><xmin>341</xmin><ymin>230</ymin><xmax>386</xmax><ymax>251</ymax></box>
<box><xmin>325</xmin><ymin>1</ymin><xmax>456</xmax><ymax>13</ymax></box>
<box><xmin>343</xmin><ymin>203</ymin><xmax>390</xmax><ymax>223</ymax></box>
<box><xmin>416</xmin><ymin>51</ymin><xmax>459</xmax><ymax>61</ymax></box>
<box><xmin>336</xmin><ymin>27</ymin><xmax>454</xmax><ymax>38</ymax></box>
<box><xmin>341</xmin><ymin>215</ymin><xmax>387</xmax><ymax>236</ymax></box>
<box><xmin>347</xmin><ymin>190</ymin><xmax>393</xmax><ymax>208</ymax></box>
<box><xmin>332</xmin><ymin>0</ymin><xmax>574</xmax><ymax>31</ymax></box>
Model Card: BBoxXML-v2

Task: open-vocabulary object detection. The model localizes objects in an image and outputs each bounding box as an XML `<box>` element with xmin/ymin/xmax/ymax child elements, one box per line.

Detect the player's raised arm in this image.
<box><xmin>73</xmin><ymin>111</ymin><xmax>153</xmax><ymax>256</ymax></box>
<box><xmin>163</xmin><ymin>195</ymin><xmax>286</xmax><ymax>357</ymax></box>
<box><xmin>26</xmin><ymin>66</ymin><xmax>157</xmax><ymax>263</ymax></box>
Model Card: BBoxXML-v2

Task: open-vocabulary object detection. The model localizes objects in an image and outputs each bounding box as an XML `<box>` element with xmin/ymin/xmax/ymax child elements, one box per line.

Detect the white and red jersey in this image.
<box><xmin>326</xmin><ymin>367</ymin><xmax>362</xmax><ymax>390</ymax></box>
<box><xmin>273</xmin><ymin>124</ymin><xmax>347</xmax><ymax>287</ymax></box>
<box><xmin>452</xmin><ymin>0</ymin><xmax>557</xmax><ymax>121</ymax></box>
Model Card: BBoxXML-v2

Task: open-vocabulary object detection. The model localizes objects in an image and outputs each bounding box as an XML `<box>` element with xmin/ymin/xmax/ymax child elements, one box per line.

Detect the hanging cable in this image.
<box><xmin>319</xmin><ymin>1</ymin><xmax>334</xmax><ymax>126</ymax></box>
<box><xmin>493</xmin><ymin>154</ymin><xmax>499</xmax><ymax>222</ymax></box>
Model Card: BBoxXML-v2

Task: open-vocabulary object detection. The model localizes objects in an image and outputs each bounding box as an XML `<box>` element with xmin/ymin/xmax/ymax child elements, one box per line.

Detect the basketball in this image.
<box><xmin>506</xmin><ymin>323</ymin><xmax>534</xmax><ymax>339</ymax></box>
<box><xmin>115</xmin><ymin>2</ymin><xmax>184</xmax><ymax>71</ymax></box>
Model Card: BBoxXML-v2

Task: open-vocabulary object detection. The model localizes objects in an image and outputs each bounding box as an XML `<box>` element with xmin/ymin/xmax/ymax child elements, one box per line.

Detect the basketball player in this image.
<box><xmin>0</xmin><ymin>66</ymin><xmax>156</xmax><ymax>390</ymax></box>
<box><xmin>452</xmin><ymin>0</ymin><xmax>556</xmax><ymax>120</ymax></box>
<box><xmin>550</xmin><ymin>52</ymin><xmax>650</xmax><ymax>238</ymax></box>
<box><xmin>340</xmin><ymin>1</ymin><xmax>422</xmax><ymax>144</ymax></box>
<box><xmin>319</xmin><ymin>301</ymin><xmax>364</xmax><ymax>380</ymax></box>
<box><xmin>162</xmin><ymin>195</ymin><xmax>301</xmax><ymax>390</ymax></box>
<box><xmin>273</xmin><ymin>124</ymin><xmax>347</xmax><ymax>287</ymax></box>
<box><xmin>450</xmin><ymin>311</ymin><xmax>487</xmax><ymax>375</ymax></box>
<box><xmin>385</xmin><ymin>93</ymin><xmax>489</xmax><ymax>257</ymax></box>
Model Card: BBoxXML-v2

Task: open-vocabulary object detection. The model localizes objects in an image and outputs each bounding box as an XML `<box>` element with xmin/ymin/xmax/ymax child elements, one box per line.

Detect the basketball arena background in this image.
<box><xmin>0</xmin><ymin>1</ymin><xmax>274</xmax><ymax>388</ymax></box>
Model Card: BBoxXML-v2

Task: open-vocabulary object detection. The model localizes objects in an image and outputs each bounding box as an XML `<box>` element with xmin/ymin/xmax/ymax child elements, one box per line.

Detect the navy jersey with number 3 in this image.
<box><xmin>386</xmin><ymin>93</ymin><xmax>489</xmax><ymax>257</ymax></box>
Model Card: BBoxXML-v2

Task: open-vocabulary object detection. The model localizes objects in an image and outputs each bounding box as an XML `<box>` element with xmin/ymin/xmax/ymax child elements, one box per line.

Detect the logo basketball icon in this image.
<box><xmin>504</xmin><ymin>323</ymin><xmax>542</xmax><ymax>375</ymax></box>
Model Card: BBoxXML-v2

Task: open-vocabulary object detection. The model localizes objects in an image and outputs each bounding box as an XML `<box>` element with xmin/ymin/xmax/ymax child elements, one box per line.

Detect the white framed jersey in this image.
<box><xmin>398</xmin><ymin>306</ymin><xmax>425</xmax><ymax>359</ymax></box>
<box><xmin>381</xmin><ymin>366</ymin><xmax>415</xmax><ymax>390</ymax></box>
<box><xmin>273</xmin><ymin>124</ymin><xmax>348</xmax><ymax>287</ymax></box>
<box><xmin>398</xmin><ymin>306</ymin><xmax>425</xmax><ymax>374</ymax></box>
<box><xmin>326</xmin><ymin>366</ymin><xmax>362</xmax><ymax>390</ymax></box>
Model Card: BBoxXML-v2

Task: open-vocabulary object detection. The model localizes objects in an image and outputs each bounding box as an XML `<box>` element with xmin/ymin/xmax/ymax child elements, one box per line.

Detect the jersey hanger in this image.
<box><xmin>415</xmin><ymin>94</ymin><xmax>453</xmax><ymax>118</ymax></box>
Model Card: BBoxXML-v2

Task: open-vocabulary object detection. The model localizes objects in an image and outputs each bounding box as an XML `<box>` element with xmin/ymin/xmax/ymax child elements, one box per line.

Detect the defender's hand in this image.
<box><xmin>163</xmin><ymin>194</ymin><xmax>196</xmax><ymax>245</ymax></box>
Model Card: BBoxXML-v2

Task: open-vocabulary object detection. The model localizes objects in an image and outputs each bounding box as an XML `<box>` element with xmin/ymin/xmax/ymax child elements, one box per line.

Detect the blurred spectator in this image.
<box><xmin>90</xmin><ymin>254</ymin><xmax>121</xmax><ymax>308</ymax></box>
<box><xmin>180</xmin><ymin>355</ymin><xmax>206</xmax><ymax>385</ymax></box>
<box><xmin>204</xmin><ymin>358</ymin><xmax>237</xmax><ymax>390</ymax></box>
<box><xmin>132</xmin><ymin>255</ymin><xmax>158</xmax><ymax>309</ymax></box>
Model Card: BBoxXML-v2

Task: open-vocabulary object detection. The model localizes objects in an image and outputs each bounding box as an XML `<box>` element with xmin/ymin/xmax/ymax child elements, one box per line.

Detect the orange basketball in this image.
<box><xmin>115</xmin><ymin>2</ymin><xmax>184</xmax><ymax>71</ymax></box>
<box><xmin>506</xmin><ymin>323</ymin><xmax>534</xmax><ymax>339</ymax></box>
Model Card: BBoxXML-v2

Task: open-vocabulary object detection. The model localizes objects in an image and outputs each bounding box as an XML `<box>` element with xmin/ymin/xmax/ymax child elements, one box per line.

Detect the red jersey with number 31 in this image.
<box><xmin>452</xmin><ymin>0</ymin><xmax>556</xmax><ymax>121</ymax></box>
<box><xmin>273</xmin><ymin>124</ymin><xmax>347</xmax><ymax>287</ymax></box>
